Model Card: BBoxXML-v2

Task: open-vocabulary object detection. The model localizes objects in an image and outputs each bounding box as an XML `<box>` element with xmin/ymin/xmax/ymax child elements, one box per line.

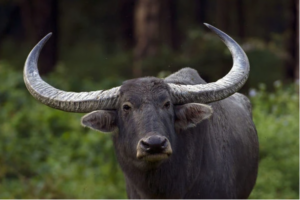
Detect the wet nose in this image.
<box><xmin>140</xmin><ymin>135</ymin><xmax>168</xmax><ymax>154</ymax></box>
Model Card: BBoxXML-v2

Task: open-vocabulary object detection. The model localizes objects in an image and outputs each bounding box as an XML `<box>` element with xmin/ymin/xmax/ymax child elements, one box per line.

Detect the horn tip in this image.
<box><xmin>203</xmin><ymin>23</ymin><xmax>215</xmax><ymax>30</ymax></box>
<box><xmin>203</xmin><ymin>23</ymin><xmax>210</xmax><ymax>27</ymax></box>
<box><xmin>45</xmin><ymin>32</ymin><xmax>53</xmax><ymax>39</ymax></box>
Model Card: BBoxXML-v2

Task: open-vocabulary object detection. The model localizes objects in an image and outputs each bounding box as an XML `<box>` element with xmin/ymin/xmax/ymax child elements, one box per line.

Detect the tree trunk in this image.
<box><xmin>236</xmin><ymin>0</ymin><xmax>245</xmax><ymax>39</ymax></box>
<box><xmin>167</xmin><ymin>0</ymin><xmax>179</xmax><ymax>50</ymax></box>
<box><xmin>286</xmin><ymin>0</ymin><xmax>299</xmax><ymax>81</ymax></box>
<box><xmin>133</xmin><ymin>0</ymin><xmax>161</xmax><ymax>77</ymax></box>
<box><xmin>133</xmin><ymin>0</ymin><xmax>178</xmax><ymax>77</ymax></box>
<box><xmin>216</xmin><ymin>0</ymin><xmax>230</xmax><ymax>31</ymax></box>
<box><xmin>294</xmin><ymin>0</ymin><xmax>299</xmax><ymax>81</ymax></box>
<box><xmin>119</xmin><ymin>0</ymin><xmax>135</xmax><ymax>49</ymax></box>
<box><xmin>19</xmin><ymin>0</ymin><xmax>58</xmax><ymax>75</ymax></box>
<box><xmin>0</xmin><ymin>4</ymin><xmax>23</xmax><ymax>41</ymax></box>
<box><xmin>195</xmin><ymin>0</ymin><xmax>206</xmax><ymax>24</ymax></box>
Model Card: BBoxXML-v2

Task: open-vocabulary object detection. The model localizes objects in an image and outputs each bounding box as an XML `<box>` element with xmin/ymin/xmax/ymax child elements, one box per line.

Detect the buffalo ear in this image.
<box><xmin>175</xmin><ymin>103</ymin><xmax>213</xmax><ymax>129</ymax></box>
<box><xmin>81</xmin><ymin>110</ymin><xmax>117</xmax><ymax>133</ymax></box>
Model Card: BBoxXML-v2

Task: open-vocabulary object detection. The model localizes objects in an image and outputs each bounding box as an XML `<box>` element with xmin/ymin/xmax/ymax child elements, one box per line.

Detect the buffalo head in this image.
<box><xmin>81</xmin><ymin>77</ymin><xmax>212</xmax><ymax>166</ymax></box>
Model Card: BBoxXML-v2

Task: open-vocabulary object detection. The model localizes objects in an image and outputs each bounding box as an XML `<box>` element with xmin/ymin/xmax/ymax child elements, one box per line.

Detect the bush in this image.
<box><xmin>0</xmin><ymin>63</ymin><xmax>126</xmax><ymax>198</ymax></box>
<box><xmin>249</xmin><ymin>82</ymin><xmax>299</xmax><ymax>199</ymax></box>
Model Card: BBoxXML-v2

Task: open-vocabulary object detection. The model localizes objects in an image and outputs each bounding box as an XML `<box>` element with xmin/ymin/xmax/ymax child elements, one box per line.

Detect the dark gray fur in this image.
<box><xmin>109</xmin><ymin>67</ymin><xmax>258</xmax><ymax>199</ymax></box>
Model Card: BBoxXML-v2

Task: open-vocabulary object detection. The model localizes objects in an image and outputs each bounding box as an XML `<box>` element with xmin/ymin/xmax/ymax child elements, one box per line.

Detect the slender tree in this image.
<box><xmin>119</xmin><ymin>0</ymin><xmax>135</xmax><ymax>49</ymax></box>
<box><xmin>195</xmin><ymin>0</ymin><xmax>206</xmax><ymax>24</ymax></box>
<box><xmin>19</xmin><ymin>0</ymin><xmax>58</xmax><ymax>75</ymax></box>
<box><xmin>133</xmin><ymin>0</ymin><xmax>161</xmax><ymax>77</ymax></box>
<box><xmin>236</xmin><ymin>0</ymin><xmax>245</xmax><ymax>39</ymax></box>
<box><xmin>133</xmin><ymin>0</ymin><xmax>178</xmax><ymax>77</ymax></box>
<box><xmin>0</xmin><ymin>5</ymin><xmax>22</xmax><ymax>41</ymax></box>
<box><xmin>216</xmin><ymin>0</ymin><xmax>230</xmax><ymax>31</ymax></box>
<box><xmin>162</xmin><ymin>0</ymin><xmax>179</xmax><ymax>50</ymax></box>
<box><xmin>286</xmin><ymin>0</ymin><xmax>299</xmax><ymax>81</ymax></box>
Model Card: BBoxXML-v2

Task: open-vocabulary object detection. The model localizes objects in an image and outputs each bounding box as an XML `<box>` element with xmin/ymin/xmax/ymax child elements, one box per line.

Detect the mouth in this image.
<box><xmin>136</xmin><ymin>151</ymin><xmax>172</xmax><ymax>162</ymax></box>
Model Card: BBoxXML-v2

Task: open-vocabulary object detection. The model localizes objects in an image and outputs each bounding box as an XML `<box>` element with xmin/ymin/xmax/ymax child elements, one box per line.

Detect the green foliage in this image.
<box><xmin>0</xmin><ymin>63</ymin><xmax>126</xmax><ymax>198</ymax></box>
<box><xmin>0</xmin><ymin>63</ymin><xmax>298</xmax><ymax>198</ymax></box>
<box><xmin>249</xmin><ymin>82</ymin><xmax>299</xmax><ymax>199</ymax></box>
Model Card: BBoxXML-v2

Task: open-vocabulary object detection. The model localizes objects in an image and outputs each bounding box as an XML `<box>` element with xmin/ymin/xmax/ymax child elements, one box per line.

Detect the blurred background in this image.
<box><xmin>0</xmin><ymin>0</ymin><xmax>299</xmax><ymax>198</ymax></box>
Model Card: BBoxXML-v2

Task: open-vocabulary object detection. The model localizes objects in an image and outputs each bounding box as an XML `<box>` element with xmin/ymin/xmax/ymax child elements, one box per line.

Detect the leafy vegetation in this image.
<box><xmin>249</xmin><ymin>82</ymin><xmax>299</xmax><ymax>199</ymax></box>
<box><xmin>0</xmin><ymin>62</ymin><xmax>298</xmax><ymax>198</ymax></box>
<box><xmin>0</xmin><ymin>63</ymin><xmax>126</xmax><ymax>198</ymax></box>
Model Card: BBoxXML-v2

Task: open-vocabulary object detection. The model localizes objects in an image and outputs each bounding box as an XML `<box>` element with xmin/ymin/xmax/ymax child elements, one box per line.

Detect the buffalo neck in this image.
<box><xmin>113</xmin><ymin>123</ymin><xmax>208</xmax><ymax>198</ymax></box>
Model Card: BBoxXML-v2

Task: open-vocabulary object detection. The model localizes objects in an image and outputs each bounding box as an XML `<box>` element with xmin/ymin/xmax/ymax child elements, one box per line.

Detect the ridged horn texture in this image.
<box><xmin>168</xmin><ymin>23</ymin><xmax>250</xmax><ymax>104</ymax></box>
<box><xmin>23</xmin><ymin>33</ymin><xmax>120</xmax><ymax>113</ymax></box>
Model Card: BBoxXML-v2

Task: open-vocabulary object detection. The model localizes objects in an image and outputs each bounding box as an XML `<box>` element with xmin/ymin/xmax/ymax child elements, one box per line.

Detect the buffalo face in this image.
<box><xmin>81</xmin><ymin>77</ymin><xmax>213</xmax><ymax>169</ymax></box>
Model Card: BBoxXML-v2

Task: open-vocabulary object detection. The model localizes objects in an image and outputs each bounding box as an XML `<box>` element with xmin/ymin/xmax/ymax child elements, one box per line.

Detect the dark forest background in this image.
<box><xmin>0</xmin><ymin>0</ymin><xmax>299</xmax><ymax>198</ymax></box>
<box><xmin>0</xmin><ymin>0</ymin><xmax>299</xmax><ymax>85</ymax></box>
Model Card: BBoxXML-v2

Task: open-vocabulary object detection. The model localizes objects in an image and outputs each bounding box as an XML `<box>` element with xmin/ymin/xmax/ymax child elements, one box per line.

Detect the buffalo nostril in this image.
<box><xmin>161</xmin><ymin>138</ymin><xmax>167</xmax><ymax>148</ymax></box>
<box><xmin>141</xmin><ymin>140</ymin><xmax>151</xmax><ymax>150</ymax></box>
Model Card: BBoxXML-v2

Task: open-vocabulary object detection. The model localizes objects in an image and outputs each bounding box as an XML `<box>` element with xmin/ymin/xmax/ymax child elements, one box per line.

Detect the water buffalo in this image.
<box><xmin>23</xmin><ymin>24</ymin><xmax>259</xmax><ymax>199</ymax></box>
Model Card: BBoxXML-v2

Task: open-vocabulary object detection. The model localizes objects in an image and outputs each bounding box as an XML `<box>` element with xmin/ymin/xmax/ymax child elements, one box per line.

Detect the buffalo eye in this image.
<box><xmin>164</xmin><ymin>101</ymin><xmax>171</xmax><ymax>109</ymax></box>
<box><xmin>122</xmin><ymin>103</ymin><xmax>132</xmax><ymax>112</ymax></box>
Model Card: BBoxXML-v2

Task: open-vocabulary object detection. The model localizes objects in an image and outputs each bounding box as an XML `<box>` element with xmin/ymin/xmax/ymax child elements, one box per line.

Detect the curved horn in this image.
<box><xmin>168</xmin><ymin>23</ymin><xmax>250</xmax><ymax>104</ymax></box>
<box><xmin>24</xmin><ymin>33</ymin><xmax>120</xmax><ymax>113</ymax></box>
